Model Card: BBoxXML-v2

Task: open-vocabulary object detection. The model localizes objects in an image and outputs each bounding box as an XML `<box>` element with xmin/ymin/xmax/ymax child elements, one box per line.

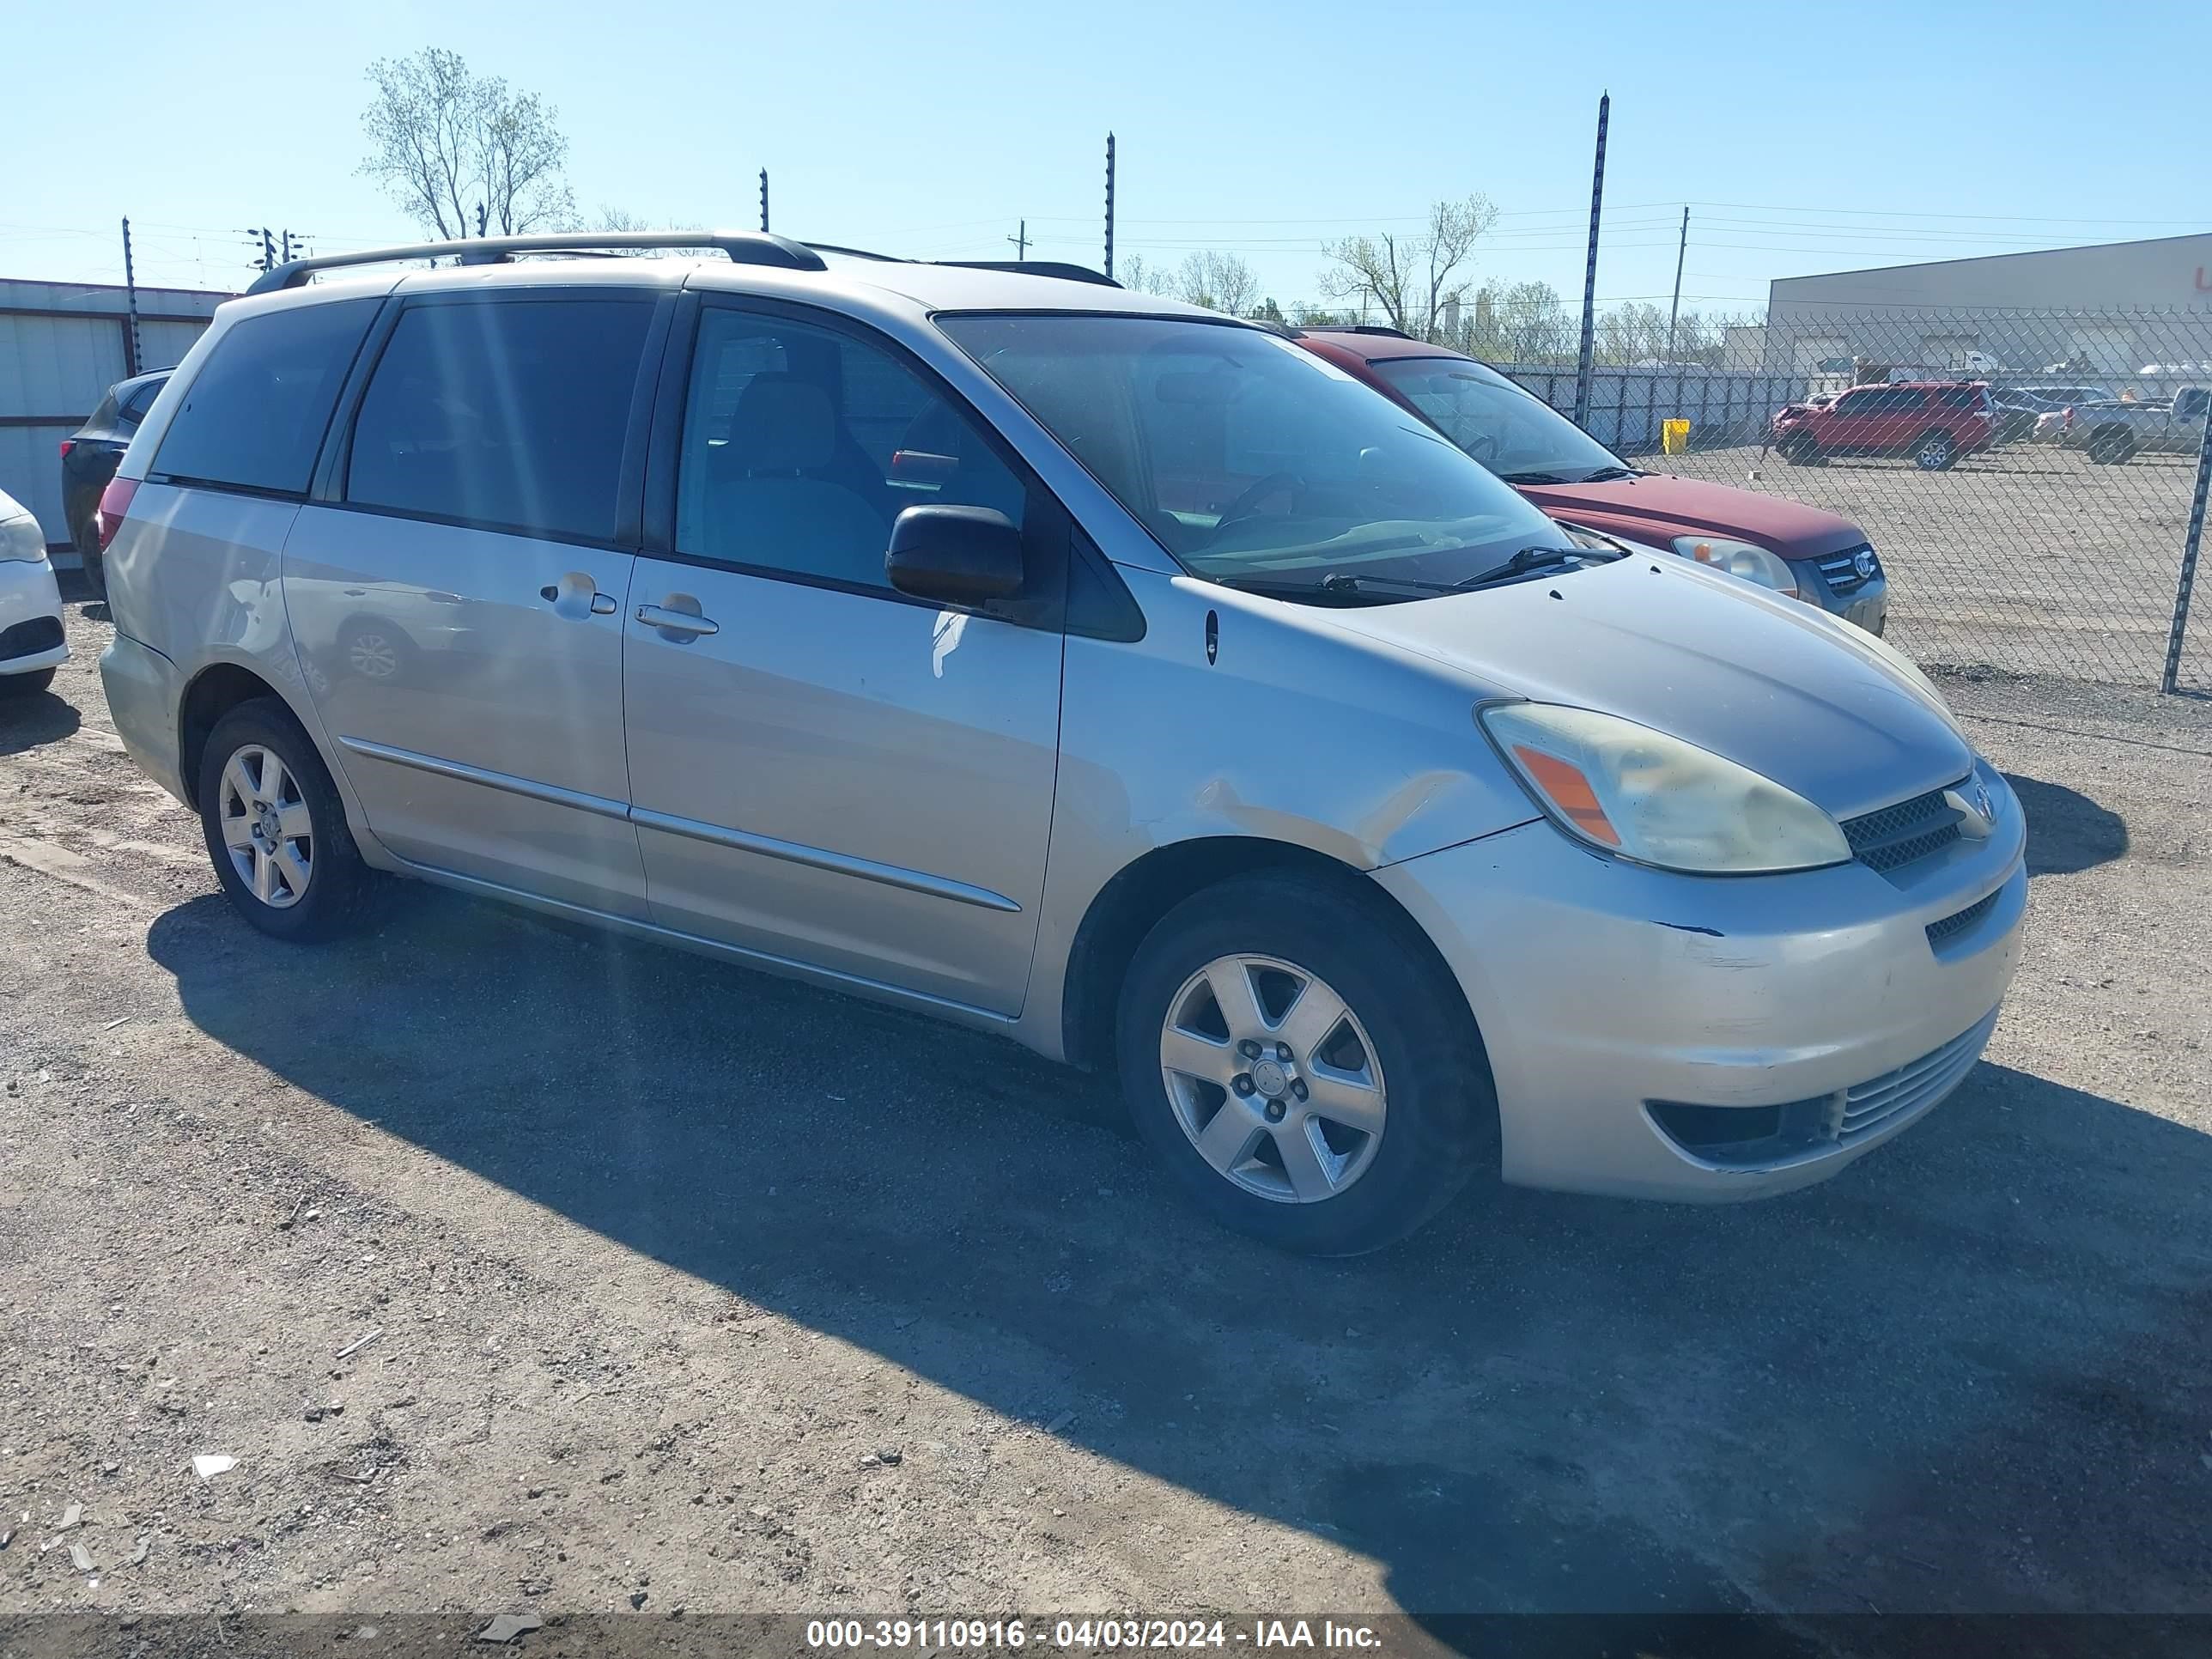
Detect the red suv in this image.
<box><xmin>1291</xmin><ymin>327</ymin><xmax>1887</xmax><ymax>633</ymax></box>
<box><xmin>1770</xmin><ymin>381</ymin><xmax>1995</xmax><ymax>471</ymax></box>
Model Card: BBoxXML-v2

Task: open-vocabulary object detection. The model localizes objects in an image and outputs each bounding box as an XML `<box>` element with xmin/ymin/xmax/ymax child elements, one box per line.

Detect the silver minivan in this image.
<box><xmin>98</xmin><ymin>233</ymin><xmax>2025</xmax><ymax>1254</ymax></box>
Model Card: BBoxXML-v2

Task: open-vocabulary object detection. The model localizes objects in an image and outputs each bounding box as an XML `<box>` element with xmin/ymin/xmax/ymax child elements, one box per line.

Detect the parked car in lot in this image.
<box><xmin>0</xmin><ymin>485</ymin><xmax>69</xmax><ymax>697</ymax></box>
<box><xmin>61</xmin><ymin>369</ymin><xmax>172</xmax><ymax>599</ymax></box>
<box><xmin>98</xmin><ymin>232</ymin><xmax>2025</xmax><ymax>1253</ymax></box>
<box><xmin>1771</xmin><ymin>381</ymin><xmax>1995</xmax><ymax>471</ymax></box>
<box><xmin>2059</xmin><ymin>386</ymin><xmax>2209</xmax><ymax>463</ymax></box>
<box><xmin>1289</xmin><ymin>327</ymin><xmax>1887</xmax><ymax>633</ymax></box>
<box><xmin>1990</xmin><ymin>383</ymin><xmax>2115</xmax><ymax>443</ymax></box>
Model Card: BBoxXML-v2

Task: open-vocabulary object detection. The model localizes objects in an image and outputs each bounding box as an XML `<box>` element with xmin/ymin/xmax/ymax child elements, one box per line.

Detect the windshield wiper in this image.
<box><xmin>1577</xmin><ymin>465</ymin><xmax>1643</xmax><ymax>483</ymax></box>
<box><xmin>1450</xmin><ymin>544</ymin><xmax>1610</xmax><ymax>592</ymax></box>
<box><xmin>1495</xmin><ymin>469</ymin><xmax>1573</xmax><ymax>484</ymax></box>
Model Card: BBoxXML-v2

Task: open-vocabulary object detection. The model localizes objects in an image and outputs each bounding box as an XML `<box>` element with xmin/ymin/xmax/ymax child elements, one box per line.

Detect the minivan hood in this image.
<box><xmin>1513</xmin><ymin>472</ymin><xmax>1868</xmax><ymax>562</ymax></box>
<box><xmin>1328</xmin><ymin>556</ymin><xmax>1972</xmax><ymax>823</ymax></box>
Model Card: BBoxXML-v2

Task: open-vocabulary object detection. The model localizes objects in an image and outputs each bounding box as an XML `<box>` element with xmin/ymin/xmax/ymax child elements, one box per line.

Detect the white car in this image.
<box><xmin>0</xmin><ymin>486</ymin><xmax>69</xmax><ymax>697</ymax></box>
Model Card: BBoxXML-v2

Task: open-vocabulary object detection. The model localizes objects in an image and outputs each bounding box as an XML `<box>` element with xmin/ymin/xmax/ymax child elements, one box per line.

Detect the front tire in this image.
<box><xmin>197</xmin><ymin>699</ymin><xmax>374</xmax><ymax>942</ymax></box>
<box><xmin>2086</xmin><ymin>428</ymin><xmax>2136</xmax><ymax>465</ymax></box>
<box><xmin>1115</xmin><ymin>870</ymin><xmax>1495</xmax><ymax>1255</ymax></box>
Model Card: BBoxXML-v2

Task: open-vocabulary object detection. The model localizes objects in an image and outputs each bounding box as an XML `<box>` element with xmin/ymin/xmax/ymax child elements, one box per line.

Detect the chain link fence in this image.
<box><xmin>1484</xmin><ymin>308</ymin><xmax>2212</xmax><ymax>692</ymax></box>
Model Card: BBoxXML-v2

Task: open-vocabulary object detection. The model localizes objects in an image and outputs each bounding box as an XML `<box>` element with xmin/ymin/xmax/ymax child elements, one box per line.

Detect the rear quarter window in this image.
<box><xmin>153</xmin><ymin>300</ymin><xmax>379</xmax><ymax>494</ymax></box>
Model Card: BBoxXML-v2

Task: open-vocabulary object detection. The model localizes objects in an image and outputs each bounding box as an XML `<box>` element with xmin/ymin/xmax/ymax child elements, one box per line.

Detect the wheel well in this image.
<box><xmin>178</xmin><ymin>665</ymin><xmax>287</xmax><ymax>810</ymax></box>
<box><xmin>1059</xmin><ymin>837</ymin><xmax>1465</xmax><ymax>1074</ymax></box>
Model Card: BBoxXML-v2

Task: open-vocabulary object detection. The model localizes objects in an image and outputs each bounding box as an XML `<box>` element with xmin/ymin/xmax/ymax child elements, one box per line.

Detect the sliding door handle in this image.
<box><xmin>636</xmin><ymin>601</ymin><xmax>720</xmax><ymax>639</ymax></box>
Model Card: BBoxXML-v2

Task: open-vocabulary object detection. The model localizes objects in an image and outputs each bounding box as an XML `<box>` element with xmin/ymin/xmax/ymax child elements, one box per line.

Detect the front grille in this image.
<box><xmin>1841</xmin><ymin>782</ymin><xmax>1966</xmax><ymax>876</ymax></box>
<box><xmin>1838</xmin><ymin>1011</ymin><xmax>1999</xmax><ymax>1141</ymax></box>
<box><xmin>1926</xmin><ymin>890</ymin><xmax>2000</xmax><ymax>948</ymax></box>
<box><xmin>0</xmin><ymin>615</ymin><xmax>64</xmax><ymax>662</ymax></box>
<box><xmin>1815</xmin><ymin>544</ymin><xmax>1881</xmax><ymax>596</ymax></box>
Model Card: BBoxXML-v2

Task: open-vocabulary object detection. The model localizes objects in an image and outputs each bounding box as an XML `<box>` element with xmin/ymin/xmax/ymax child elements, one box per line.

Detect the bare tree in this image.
<box><xmin>1172</xmin><ymin>251</ymin><xmax>1261</xmax><ymax>317</ymax></box>
<box><xmin>1116</xmin><ymin>254</ymin><xmax>1174</xmax><ymax>296</ymax></box>
<box><xmin>361</xmin><ymin>48</ymin><xmax>575</xmax><ymax>240</ymax></box>
<box><xmin>1320</xmin><ymin>195</ymin><xmax>1499</xmax><ymax>337</ymax></box>
<box><xmin>585</xmin><ymin>206</ymin><xmax>708</xmax><ymax>257</ymax></box>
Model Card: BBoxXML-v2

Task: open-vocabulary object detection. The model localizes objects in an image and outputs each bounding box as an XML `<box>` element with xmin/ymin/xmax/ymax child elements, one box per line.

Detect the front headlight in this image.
<box><xmin>1480</xmin><ymin>702</ymin><xmax>1852</xmax><ymax>875</ymax></box>
<box><xmin>1672</xmin><ymin>535</ymin><xmax>1799</xmax><ymax>599</ymax></box>
<box><xmin>0</xmin><ymin>513</ymin><xmax>46</xmax><ymax>564</ymax></box>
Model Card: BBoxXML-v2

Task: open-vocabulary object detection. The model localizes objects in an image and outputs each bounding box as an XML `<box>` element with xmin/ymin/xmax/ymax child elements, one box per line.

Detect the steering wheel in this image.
<box><xmin>1462</xmin><ymin>431</ymin><xmax>1501</xmax><ymax>464</ymax></box>
<box><xmin>1214</xmin><ymin>471</ymin><xmax>1304</xmax><ymax>535</ymax></box>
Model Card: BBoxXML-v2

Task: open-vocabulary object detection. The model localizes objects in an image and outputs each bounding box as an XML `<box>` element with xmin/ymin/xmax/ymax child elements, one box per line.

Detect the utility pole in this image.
<box><xmin>1103</xmin><ymin>132</ymin><xmax>1116</xmax><ymax>282</ymax></box>
<box><xmin>1572</xmin><ymin>91</ymin><xmax>1609</xmax><ymax>425</ymax></box>
<box><xmin>1665</xmin><ymin>205</ymin><xmax>1688</xmax><ymax>362</ymax></box>
<box><xmin>243</xmin><ymin>227</ymin><xmax>277</xmax><ymax>273</ymax></box>
<box><xmin>119</xmin><ymin>218</ymin><xmax>143</xmax><ymax>377</ymax></box>
<box><xmin>759</xmin><ymin>170</ymin><xmax>769</xmax><ymax>234</ymax></box>
<box><xmin>1008</xmin><ymin>219</ymin><xmax>1029</xmax><ymax>261</ymax></box>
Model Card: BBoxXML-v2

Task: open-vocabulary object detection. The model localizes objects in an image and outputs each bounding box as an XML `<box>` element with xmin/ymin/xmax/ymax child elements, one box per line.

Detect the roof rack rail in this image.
<box><xmin>935</xmin><ymin>259</ymin><xmax>1121</xmax><ymax>288</ymax></box>
<box><xmin>1304</xmin><ymin>323</ymin><xmax>1413</xmax><ymax>338</ymax></box>
<box><xmin>244</xmin><ymin>230</ymin><xmax>828</xmax><ymax>295</ymax></box>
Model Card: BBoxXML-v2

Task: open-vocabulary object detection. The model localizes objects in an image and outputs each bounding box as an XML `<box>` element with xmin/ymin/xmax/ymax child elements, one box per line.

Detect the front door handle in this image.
<box><xmin>636</xmin><ymin>600</ymin><xmax>720</xmax><ymax>640</ymax></box>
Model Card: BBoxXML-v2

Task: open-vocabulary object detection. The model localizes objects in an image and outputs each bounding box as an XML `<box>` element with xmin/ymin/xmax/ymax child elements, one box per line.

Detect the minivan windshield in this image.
<box><xmin>938</xmin><ymin>314</ymin><xmax>1570</xmax><ymax>598</ymax></box>
<box><xmin>1362</xmin><ymin>355</ymin><xmax>1630</xmax><ymax>484</ymax></box>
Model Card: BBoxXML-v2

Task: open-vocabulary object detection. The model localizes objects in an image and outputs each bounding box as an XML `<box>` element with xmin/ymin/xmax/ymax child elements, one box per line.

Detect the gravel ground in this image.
<box><xmin>2</xmin><ymin>595</ymin><xmax>2209</xmax><ymax>1638</ymax></box>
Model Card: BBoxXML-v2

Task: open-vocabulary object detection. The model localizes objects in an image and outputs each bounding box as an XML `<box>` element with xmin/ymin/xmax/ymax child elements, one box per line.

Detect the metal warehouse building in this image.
<box><xmin>1</xmin><ymin>277</ymin><xmax>229</xmax><ymax>555</ymax></box>
<box><xmin>1761</xmin><ymin>232</ymin><xmax>2212</xmax><ymax>379</ymax></box>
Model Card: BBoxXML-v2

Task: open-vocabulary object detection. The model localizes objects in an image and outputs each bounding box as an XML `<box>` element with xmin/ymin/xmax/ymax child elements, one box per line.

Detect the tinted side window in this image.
<box><xmin>155</xmin><ymin>300</ymin><xmax>377</xmax><ymax>493</ymax></box>
<box><xmin>347</xmin><ymin>298</ymin><xmax>653</xmax><ymax>544</ymax></box>
<box><xmin>120</xmin><ymin>379</ymin><xmax>164</xmax><ymax>424</ymax></box>
<box><xmin>1938</xmin><ymin>386</ymin><xmax>1981</xmax><ymax>409</ymax></box>
<box><xmin>676</xmin><ymin>308</ymin><xmax>1024</xmax><ymax>591</ymax></box>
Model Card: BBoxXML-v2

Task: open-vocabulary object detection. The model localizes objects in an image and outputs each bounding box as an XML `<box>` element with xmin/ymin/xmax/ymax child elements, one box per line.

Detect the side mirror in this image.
<box><xmin>886</xmin><ymin>505</ymin><xmax>1024</xmax><ymax>605</ymax></box>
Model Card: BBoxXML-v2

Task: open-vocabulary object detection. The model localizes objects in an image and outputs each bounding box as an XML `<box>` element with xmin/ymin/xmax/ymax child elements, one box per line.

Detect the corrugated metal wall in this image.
<box><xmin>0</xmin><ymin>279</ymin><xmax>230</xmax><ymax>551</ymax></box>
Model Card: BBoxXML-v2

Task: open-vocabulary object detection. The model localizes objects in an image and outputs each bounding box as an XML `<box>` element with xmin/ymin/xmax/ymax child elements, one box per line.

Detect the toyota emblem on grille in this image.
<box><xmin>1853</xmin><ymin>549</ymin><xmax>1878</xmax><ymax>580</ymax></box>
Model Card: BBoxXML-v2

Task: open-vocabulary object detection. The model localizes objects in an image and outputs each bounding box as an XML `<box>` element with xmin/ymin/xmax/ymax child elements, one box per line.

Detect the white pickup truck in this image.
<box><xmin>2063</xmin><ymin>386</ymin><xmax>2209</xmax><ymax>464</ymax></box>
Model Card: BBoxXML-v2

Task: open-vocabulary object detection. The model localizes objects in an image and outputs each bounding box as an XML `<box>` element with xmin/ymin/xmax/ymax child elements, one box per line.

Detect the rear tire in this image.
<box><xmin>0</xmin><ymin>667</ymin><xmax>57</xmax><ymax>699</ymax></box>
<box><xmin>1114</xmin><ymin>869</ymin><xmax>1495</xmax><ymax>1255</ymax></box>
<box><xmin>1778</xmin><ymin>432</ymin><xmax>1820</xmax><ymax>465</ymax></box>
<box><xmin>1911</xmin><ymin>430</ymin><xmax>1957</xmax><ymax>471</ymax></box>
<box><xmin>197</xmin><ymin>699</ymin><xmax>377</xmax><ymax>943</ymax></box>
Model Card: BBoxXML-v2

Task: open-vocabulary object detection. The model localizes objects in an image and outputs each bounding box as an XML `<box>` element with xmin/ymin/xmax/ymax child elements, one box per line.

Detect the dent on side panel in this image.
<box><xmin>109</xmin><ymin>483</ymin><xmax>319</xmax><ymax>720</ymax></box>
<box><xmin>1014</xmin><ymin>564</ymin><xmax>1535</xmax><ymax>1054</ymax></box>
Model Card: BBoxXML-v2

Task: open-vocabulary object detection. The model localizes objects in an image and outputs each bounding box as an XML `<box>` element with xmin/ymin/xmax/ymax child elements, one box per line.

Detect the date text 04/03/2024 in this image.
<box><xmin>803</xmin><ymin>1619</ymin><xmax>1383</xmax><ymax>1650</ymax></box>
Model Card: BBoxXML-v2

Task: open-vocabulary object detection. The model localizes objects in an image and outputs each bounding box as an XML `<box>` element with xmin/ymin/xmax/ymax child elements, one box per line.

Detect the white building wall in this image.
<box><xmin>0</xmin><ymin>278</ymin><xmax>231</xmax><ymax>549</ymax></box>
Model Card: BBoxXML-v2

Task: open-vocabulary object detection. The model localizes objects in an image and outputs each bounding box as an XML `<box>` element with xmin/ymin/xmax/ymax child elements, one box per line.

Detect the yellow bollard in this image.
<box><xmin>1661</xmin><ymin>418</ymin><xmax>1692</xmax><ymax>456</ymax></box>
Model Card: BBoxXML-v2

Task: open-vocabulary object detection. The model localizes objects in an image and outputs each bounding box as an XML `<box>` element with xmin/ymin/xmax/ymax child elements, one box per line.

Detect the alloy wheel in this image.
<box><xmin>216</xmin><ymin>744</ymin><xmax>314</xmax><ymax>909</ymax></box>
<box><xmin>1158</xmin><ymin>954</ymin><xmax>1387</xmax><ymax>1204</ymax></box>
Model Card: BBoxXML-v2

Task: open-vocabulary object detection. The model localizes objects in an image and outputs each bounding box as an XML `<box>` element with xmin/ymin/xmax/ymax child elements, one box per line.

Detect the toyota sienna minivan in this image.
<box><xmin>97</xmin><ymin>232</ymin><xmax>2025</xmax><ymax>1254</ymax></box>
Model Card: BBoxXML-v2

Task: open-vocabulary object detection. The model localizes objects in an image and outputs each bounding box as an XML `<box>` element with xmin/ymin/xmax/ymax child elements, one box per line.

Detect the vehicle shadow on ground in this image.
<box><xmin>146</xmin><ymin>890</ymin><xmax>2212</xmax><ymax>1637</ymax></box>
<box><xmin>0</xmin><ymin>686</ymin><xmax>82</xmax><ymax>755</ymax></box>
<box><xmin>2007</xmin><ymin>772</ymin><xmax>2128</xmax><ymax>877</ymax></box>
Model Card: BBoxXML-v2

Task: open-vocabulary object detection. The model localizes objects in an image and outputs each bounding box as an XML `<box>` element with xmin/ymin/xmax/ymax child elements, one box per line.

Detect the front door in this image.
<box><xmin>621</xmin><ymin>301</ymin><xmax>1063</xmax><ymax>1016</ymax></box>
<box><xmin>287</xmin><ymin>291</ymin><xmax>661</xmax><ymax>915</ymax></box>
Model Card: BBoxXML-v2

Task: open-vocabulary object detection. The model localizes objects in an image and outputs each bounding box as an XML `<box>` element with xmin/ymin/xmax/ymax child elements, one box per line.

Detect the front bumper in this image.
<box><xmin>1828</xmin><ymin>573</ymin><xmax>1886</xmax><ymax>635</ymax></box>
<box><xmin>1374</xmin><ymin>762</ymin><xmax>2026</xmax><ymax>1201</ymax></box>
<box><xmin>0</xmin><ymin>557</ymin><xmax>70</xmax><ymax>675</ymax></box>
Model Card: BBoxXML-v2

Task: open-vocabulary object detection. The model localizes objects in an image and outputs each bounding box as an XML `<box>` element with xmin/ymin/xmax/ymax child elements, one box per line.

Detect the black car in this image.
<box><xmin>61</xmin><ymin>369</ymin><xmax>169</xmax><ymax>598</ymax></box>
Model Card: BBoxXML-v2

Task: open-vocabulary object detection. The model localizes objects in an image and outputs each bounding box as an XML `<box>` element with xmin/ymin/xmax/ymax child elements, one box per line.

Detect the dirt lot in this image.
<box><xmin>3</xmin><ymin>596</ymin><xmax>2211</xmax><ymax>1641</ymax></box>
<box><xmin>1661</xmin><ymin>440</ymin><xmax>2211</xmax><ymax>693</ymax></box>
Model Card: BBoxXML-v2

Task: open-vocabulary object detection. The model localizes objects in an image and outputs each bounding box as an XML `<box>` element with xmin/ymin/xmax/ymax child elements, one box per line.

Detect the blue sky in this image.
<box><xmin>8</xmin><ymin>0</ymin><xmax>2209</xmax><ymax>308</ymax></box>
